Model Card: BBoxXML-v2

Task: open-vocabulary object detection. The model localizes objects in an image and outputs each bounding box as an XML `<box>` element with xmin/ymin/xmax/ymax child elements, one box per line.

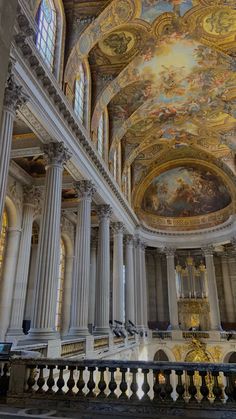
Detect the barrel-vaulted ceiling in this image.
<box><xmin>63</xmin><ymin>0</ymin><xmax>236</xmax><ymax>230</ymax></box>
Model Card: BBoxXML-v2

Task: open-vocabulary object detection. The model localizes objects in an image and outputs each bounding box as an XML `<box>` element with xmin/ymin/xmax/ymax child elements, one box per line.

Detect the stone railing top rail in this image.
<box><xmin>10</xmin><ymin>358</ymin><xmax>236</xmax><ymax>372</ymax></box>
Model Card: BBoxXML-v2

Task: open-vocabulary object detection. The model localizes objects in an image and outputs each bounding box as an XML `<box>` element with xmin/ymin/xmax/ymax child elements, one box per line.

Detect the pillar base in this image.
<box><xmin>93</xmin><ymin>327</ymin><xmax>111</xmax><ymax>336</ymax></box>
<box><xmin>5</xmin><ymin>329</ymin><xmax>25</xmax><ymax>344</ymax></box>
<box><xmin>26</xmin><ymin>328</ymin><xmax>60</xmax><ymax>341</ymax></box>
<box><xmin>68</xmin><ymin>327</ymin><xmax>90</xmax><ymax>337</ymax></box>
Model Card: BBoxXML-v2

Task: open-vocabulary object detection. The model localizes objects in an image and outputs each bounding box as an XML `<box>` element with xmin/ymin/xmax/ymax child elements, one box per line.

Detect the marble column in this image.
<box><xmin>141</xmin><ymin>242</ymin><xmax>148</xmax><ymax>329</ymax></box>
<box><xmin>88</xmin><ymin>229</ymin><xmax>98</xmax><ymax>328</ymax></box>
<box><xmin>94</xmin><ymin>204</ymin><xmax>112</xmax><ymax>335</ymax></box>
<box><xmin>124</xmin><ymin>235</ymin><xmax>135</xmax><ymax>324</ymax></box>
<box><xmin>0</xmin><ymin>63</ymin><xmax>28</xmax><ymax>231</ymax></box>
<box><xmin>61</xmin><ymin>254</ymin><xmax>74</xmax><ymax>337</ymax></box>
<box><xmin>134</xmin><ymin>238</ymin><xmax>145</xmax><ymax>330</ymax></box>
<box><xmin>6</xmin><ymin>186</ymin><xmax>40</xmax><ymax>340</ymax></box>
<box><xmin>69</xmin><ymin>180</ymin><xmax>95</xmax><ymax>336</ymax></box>
<box><xmin>202</xmin><ymin>246</ymin><xmax>221</xmax><ymax>330</ymax></box>
<box><xmin>221</xmin><ymin>254</ymin><xmax>235</xmax><ymax>323</ymax></box>
<box><xmin>165</xmin><ymin>248</ymin><xmax>179</xmax><ymax>330</ymax></box>
<box><xmin>155</xmin><ymin>251</ymin><xmax>165</xmax><ymax>322</ymax></box>
<box><xmin>112</xmin><ymin>222</ymin><xmax>124</xmax><ymax>324</ymax></box>
<box><xmin>28</xmin><ymin>142</ymin><xmax>71</xmax><ymax>341</ymax></box>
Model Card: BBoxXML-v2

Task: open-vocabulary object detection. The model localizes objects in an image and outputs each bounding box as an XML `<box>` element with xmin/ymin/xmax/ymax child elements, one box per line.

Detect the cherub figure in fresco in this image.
<box><xmin>159</xmin><ymin>65</ymin><xmax>186</xmax><ymax>96</ymax></box>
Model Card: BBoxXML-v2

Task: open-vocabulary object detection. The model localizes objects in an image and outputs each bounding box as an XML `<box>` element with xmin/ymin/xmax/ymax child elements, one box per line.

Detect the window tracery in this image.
<box><xmin>74</xmin><ymin>64</ymin><xmax>85</xmax><ymax>123</ymax></box>
<box><xmin>55</xmin><ymin>238</ymin><xmax>65</xmax><ymax>331</ymax></box>
<box><xmin>0</xmin><ymin>210</ymin><xmax>8</xmax><ymax>280</ymax></box>
<box><xmin>36</xmin><ymin>0</ymin><xmax>56</xmax><ymax>70</ymax></box>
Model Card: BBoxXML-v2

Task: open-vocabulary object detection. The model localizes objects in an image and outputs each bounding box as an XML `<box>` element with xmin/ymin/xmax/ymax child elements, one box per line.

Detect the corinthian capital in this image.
<box><xmin>74</xmin><ymin>180</ymin><xmax>96</xmax><ymax>199</ymax></box>
<box><xmin>97</xmin><ymin>204</ymin><xmax>112</xmax><ymax>220</ymax></box>
<box><xmin>124</xmin><ymin>234</ymin><xmax>134</xmax><ymax>245</ymax></box>
<box><xmin>201</xmin><ymin>245</ymin><xmax>214</xmax><ymax>256</ymax></box>
<box><xmin>23</xmin><ymin>185</ymin><xmax>41</xmax><ymax>206</ymax></box>
<box><xmin>111</xmin><ymin>221</ymin><xmax>124</xmax><ymax>234</ymax></box>
<box><xmin>43</xmin><ymin>142</ymin><xmax>72</xmax><ymax>166</ymax></box>
<box><xmin>4</xmin><ymin>60</ymin><xmax>28</xmax><ymax>112</ymax></box>
<box><xmin>164</xmin><ymin>247</ymin><xmax>176</xmax><ymax>257</ymax></box>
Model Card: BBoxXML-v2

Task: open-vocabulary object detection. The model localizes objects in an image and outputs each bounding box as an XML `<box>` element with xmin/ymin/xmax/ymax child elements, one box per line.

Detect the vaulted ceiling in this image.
<box><xmin>63</xmin><ymin>0</ymin><xmax>236</xmax><ymax>230</ymax></box>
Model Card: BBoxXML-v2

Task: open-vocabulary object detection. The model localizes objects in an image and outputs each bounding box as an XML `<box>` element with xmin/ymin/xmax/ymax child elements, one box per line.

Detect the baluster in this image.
<box><xmin>77</xmin><ymin>366</ymin><xmax>85</xmax><ymax>398</ymax></box>
<box><xmin>164</xmin><ymin>370</ymin><xmax>173</xmax><ymax>402</ymax></box>
<box><xmin>46</xmin><ymin>365</ymin><xmax>55</xmax><ymax>394</ymax></box>
<box><xmin>187</xmin><ymin>371</ymin><xmax>197</xmax><ymax>404</ymax></box>
<box><xmin>36</xmin><ymin>365</ymin><xmax>45</xmax><ymax>394</ymax></box>
<box><xmin>119</xmin><ymin>367</ymin><xmax>128</xmax><ymax>400</ymax></box>
<box><xmin>67</xmin><ymin>366</ymin><xmax>76</xmax><ymax>396</ymax></box>
<box><xmin>108</xmin><ymin>367</ymin><xmax>117</xmax><ymax>399</ymax></box>
<box><xmin>212</xmin><ymin>371</ymin><xmax>223</xmax><ymax>404</ymax></box>
<box><xmin>27</xmin><ymin>365</ymin><xmax>36</xmax><ymax>393</ymax></box>
<box><xmin>153</xmin><ymin>369</ymin><xmax>162</xmax><ymax>402</ymax></box>
<box><xmin>175</xmin><ymin>370</ymin><xmax>185</xmax><ymax>403</ymax></box>
<box><xmin>97</xmin><ymin>367</ymin><xmax>107</xmax><ymax>398</ymax></box>
<box><xmin>0</xmin><ymin>363</ymin><xmax>10</xmax><ymax>396</ymax></box>
<box><xmin>224</xmin><ymin>371</ymin><xmax>234</xmax><ymax>403</ymax></box>
<box><xmin>87</xmin><ymin>367</ymin><xmax>96</xmax><ymax>398</ymax></box>
<box><xmin>199</xmin><ymin>371</ymin><xmax>209</xmax><ymax>403</ymax></box>
<box><xmin>141</xmin><ymin>368</ymin><xmax>150</xmax><ymax>402</ymax></box>
<box><xmin>56</xmin><ymin>365</ymin><xmax>65</xmax><ymax>395</ymax></box>
<box><xmin>130</xmin><ymin>368</ymin><xmax>139</xmax><ymax>401</ymax></box>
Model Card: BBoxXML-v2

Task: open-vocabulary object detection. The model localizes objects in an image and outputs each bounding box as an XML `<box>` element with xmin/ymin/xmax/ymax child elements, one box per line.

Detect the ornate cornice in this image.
<box><xmin>43</xmin><ymin>142</ymin><xmax>72</xmax><ymax>166</ymax></box>
<box><xmin>74</xmin><ymin>179</ymin><xmax>96</xmax><ymax>199</ymax></box>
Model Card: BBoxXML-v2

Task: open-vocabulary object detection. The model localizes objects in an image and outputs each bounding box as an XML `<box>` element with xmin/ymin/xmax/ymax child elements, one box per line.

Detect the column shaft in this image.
<box><xmin>69</xmin><ymin>180</ymin><xmax>95</xmax><ymax>336</ymax></box>
<box><xmin>28</xmin><ymin>142</ymin><xmax>71</xmax><ymax>340</ymax></box>
<box><xmin>221</xmin><ymin>256</ymin><xmax>235</xmax><ymax>323</ymax></box>
<box><xmin>204</xmin><ymin>248</ymin><xmax>221</xmax><ymax>330</ymax></box>
<box><xmin>165</xmin><ymin>249</ymin><xmax>179</xmax><ymax>330</ymax></box>
<box><xmin>112</xmin><ymin>222</ymin><xmax>124</xmax><ymax>324</ymax></box>
<box><xmin>88</xmin><ymin>239</ymin><xmax>97</xmax><ymax>327</ymax></box>
<box><xmin>95</xmin><ymin>205</ymin><xmax>112</xmax><ymax>334</ymax></box>
<box><xmin>125</xmin><ymin>235</ymin><xmax>135</xmax><ymax>324</ymax></box>
<box><xmin>141</xmin><ymin>244</ymin><xmax>148</xmax><ymax>329</ymax></box>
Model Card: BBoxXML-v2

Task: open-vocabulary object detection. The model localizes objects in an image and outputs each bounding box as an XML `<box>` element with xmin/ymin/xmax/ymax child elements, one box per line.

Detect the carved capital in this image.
<box><xmin>201</xmin><ymin>245</ymin><xmax>214</xmax><ymax>256</ymax></box>
<box><xmin>134</xmin><ymin>237</ymin><xmax>142</xmax><ymax>248</ymax></box>
<box><xmin>164</xmin><ymin>247</ymin><xmax>176</xmax><ymax>257</ymax></box>
<box><xmin>141</xmin><ymin>242</ymin><xmax>147</xmax><ymax>251</ymax></box>
<box><xmin>43</xmin><ymin>142</ymin><xmax>72</xmax><ymax>166</ymax></box>
<box><xmin>111</xmin><ymin>222</ymin><xmax>124</xmax><ymax>234</ymax></box>
<box><xmin>97</xmin><ymin>204</ymin><xmax>112</xmax><ymax>220</ymax></box>
<box><xmin>124</xmin><ymin>234</ymin><xmax>134</xmax><ymax>245</ymax></box>
<box><xmin>74</xmin><ymin>179</ymin><xmax>96</xmax><ymax>199</ymax></box>
<box><xmin>231</xmin><ymin>237</ymin><xmax>236</xmax><ymax>250</ymax></box>
<box><xmin>4</xmin><ymin>61</ymin><xmax>29</xmax><ymax>112</ymax></box>
<box><xmin>23</xmin><ymin>185</ymin><xmax>41</xmax><ymax>206</ymax></box>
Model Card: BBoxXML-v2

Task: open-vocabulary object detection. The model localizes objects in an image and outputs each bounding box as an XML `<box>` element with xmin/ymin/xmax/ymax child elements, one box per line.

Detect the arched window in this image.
<box><xmin>36</xmin><ymin>0</ymin><xmax>56</xmax><ymax>70</ymax></box>
<box><xmin>55</xmin><ymin>239</ymin><xmax>65</xmax><ymax>331</ymax></box>
<box><xmin>74</xmin><ymin>64</ymin><xmax>85</xmax><ymax>123</ymax></box>
<box><xmin>97</xmin><ymin>113</ymin><xmax>104</xmax><ymax>157</ymax></box>
<box><xmin>0</xmin><ymin>210</ymin><xmax>8</xmax><ymax>280</ymax></box>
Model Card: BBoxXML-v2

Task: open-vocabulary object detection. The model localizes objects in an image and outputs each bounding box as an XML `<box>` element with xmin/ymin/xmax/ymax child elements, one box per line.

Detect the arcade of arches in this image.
<box><xmin>0</xmin><ymin>0</ymin><xmax>236</xmax><ymax>368</ymax></box>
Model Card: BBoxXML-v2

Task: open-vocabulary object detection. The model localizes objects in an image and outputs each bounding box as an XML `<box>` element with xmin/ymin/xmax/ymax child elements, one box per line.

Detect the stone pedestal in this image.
<box><xmin>94</xmin><ymin>204</ymin><xmax>112</xmax><ymax>335</ymax></box>
<box><xmin>69</xmin><ymin>180</ymin><xmax>95</xmax><ymax>337</ymax></box>
<box><xmin>28</xmin><ymin>142</ymin><xmax>71</xmax><ymax>341</ymax></box>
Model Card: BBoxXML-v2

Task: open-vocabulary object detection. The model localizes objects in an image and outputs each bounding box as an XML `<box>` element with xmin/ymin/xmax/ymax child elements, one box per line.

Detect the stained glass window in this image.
<box><xmin>0</xmin><ymin>211</ymin><xmax>8</xmax><ymax>280</ymax></box>
<box><xmin>36</xmin><ymin>0</ymin><xmax>56</xmax><ymax>70</ymax></box>
<box><xmin>97</xmin><ymin>113</ymin><xmax>104</xmax><ymax>157</ymax></box>
<box><xmin>74</xmin><ymin>64</ymin><xmax>85</xmax><ymax>122</ymax></box>
<box><xmin>55</xmin><ymin>239</ymin><xmax>65</xmax><ymax>331</ymax></box>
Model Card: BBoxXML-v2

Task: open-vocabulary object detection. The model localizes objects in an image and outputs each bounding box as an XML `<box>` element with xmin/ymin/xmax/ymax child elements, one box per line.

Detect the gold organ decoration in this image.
<box><xmin>55</xmin><ymin>239</ymin><xmax>65</xmax><ymax>331</ymax></box>
<box><xmin>0</xmin><ymin>210</ymin><xmax>8</xmax><ymax>280</ymax></box>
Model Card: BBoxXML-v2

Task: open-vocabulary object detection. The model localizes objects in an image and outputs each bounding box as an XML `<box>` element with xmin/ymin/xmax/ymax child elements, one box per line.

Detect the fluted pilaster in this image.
<box><xmin>202</xmin><ymin>245</ymin><xmax>221</xmax><ymax>330</ymax></box>
<box><xmin>134</xmin><ymin>238</ymin><xmax>145</xmax><ymax>329</ymax></box>
<box><xmin>124</xmin><ymin>235</ymin><xmax>135</xmax><ymax>324</ymax></box>
<box><xmin>112</xmin><ymin>222</ymin><xmax>124</xmax><ymax>324</ymax></box>
<box><xmin>69</xmin><ymin>180</ymin><xmax>95</xmax><ymax>336</ymax></box>
<box><xmin>95</xmin><ymin>204</ymin><xmax>112</xmax><ymax>334</ymax></box>
<box><xmin>0</xmin><ymin>62</ymin><xmax>28</xmax><ymax>230</ymax></box>
<box><xmin>165</xmin><ymin>248</ymin><xmax>179</xmax><ymax>330</ymax></box>
<box><xmin>141</xmin><ymin>242</ymin><xmax>148</xmax><ymax>329</ymax></box>
<box><xmin>28</xmin><ymin>142</ymin><xmax>71</xmax><ymax>341</ymax></box>
<box><xmin>88</xmin><ymin>229</ymin><xmax>98</xmax><ymax>327</ymax></box>
<box><xmin>7</xmin><ymin>187</ymin><xmax>40</xmax><ymax>340</ymax></box>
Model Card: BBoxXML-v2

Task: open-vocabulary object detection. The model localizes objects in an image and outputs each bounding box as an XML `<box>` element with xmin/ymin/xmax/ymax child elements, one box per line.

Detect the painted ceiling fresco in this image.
<box><xmin>142</xmin><ymin>166</ymin><xmax>231</xmax><ymax>217</ymax></box>
<box><xmin>63</xmin><ymin>0</ymin><xmax>236</xmax><ymax>230</ymax></box>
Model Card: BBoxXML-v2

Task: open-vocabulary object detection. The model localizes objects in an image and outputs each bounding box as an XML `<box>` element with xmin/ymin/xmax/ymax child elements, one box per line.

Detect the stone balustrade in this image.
<box><xmin>4</xmin><ymin>358</ymin><xmax>236</xmax><ymax>418</ymax></box>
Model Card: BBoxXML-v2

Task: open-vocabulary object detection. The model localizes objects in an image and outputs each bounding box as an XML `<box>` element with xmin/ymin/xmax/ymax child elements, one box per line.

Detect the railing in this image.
<box><xmin>7</xmin><ymin>358</ymin><xmax>236</xmax><ymax>413</ymax></box>
<box><xmin>152</xmin><ymin>331</ymin><xmax>172</xmax><ymax>340</ymax></box>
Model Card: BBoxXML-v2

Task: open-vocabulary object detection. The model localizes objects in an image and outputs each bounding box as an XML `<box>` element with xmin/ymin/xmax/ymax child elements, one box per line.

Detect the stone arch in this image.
<box><xmin>154</xmin><ymin>349</ymin><xmax>169</xmax><ymax>361</ymax></box>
